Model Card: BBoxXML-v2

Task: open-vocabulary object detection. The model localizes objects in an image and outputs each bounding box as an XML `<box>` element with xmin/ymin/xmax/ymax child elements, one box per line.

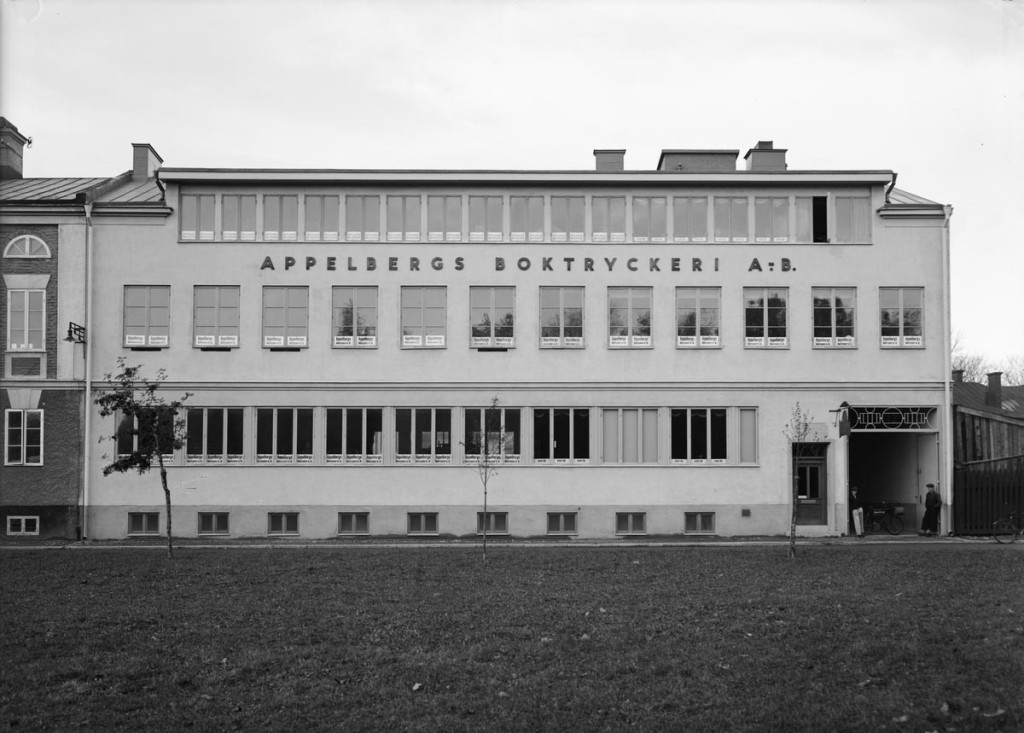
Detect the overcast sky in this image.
<box><xmin>2</xmin><ymin>0</ymin><xmax>1021</xmax><ymax>365</ymax></box>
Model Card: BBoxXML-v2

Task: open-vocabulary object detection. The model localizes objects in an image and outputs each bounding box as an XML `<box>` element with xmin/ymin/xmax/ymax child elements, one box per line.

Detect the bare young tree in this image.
<box><xmin>465</xmin><ymin>396</ymin><xmax>505</xmax><ymax>562</ymax></box>
<box><xmin>782</xmin><ymin>402</ymin><xmax>826</xmax><ymax>559</ymax></box>
<box><xmin>95</xmin><ymin>358</ymin><xmax>191</xmax><ymax>558</ymax></box>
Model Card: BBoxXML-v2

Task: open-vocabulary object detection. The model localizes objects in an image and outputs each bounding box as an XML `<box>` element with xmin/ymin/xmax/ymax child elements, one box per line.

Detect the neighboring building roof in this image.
<box><xmin>888</xmin><ymin>188</ymin><xmax>941</xmax><ymax>206</ymax></box>
<box><xmin>0</xmin><ymin>176</ymin><xmax>112</xmax><ymax>203</ymax></box>
<box><xmin>954</xmin><ymin>381</ymin><xmax>1024</xmax><ymax>420</ymax></box>
<box><xmin>94</xmin><ymin>176</ymin><xmax>164</xmax><ymax>204</ymax></box>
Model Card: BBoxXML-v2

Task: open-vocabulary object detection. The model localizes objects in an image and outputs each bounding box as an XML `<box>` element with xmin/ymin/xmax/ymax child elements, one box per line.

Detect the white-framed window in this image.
<box><xmin>387</xmin><ymin>195</ymin><xmax>422</xmax><ymax>241</ymax></box>
<box><xmin>551</xmin><ymin>196</ymin><xmax>585</xmax><ymax>242</ymax></box>
<box><xmin>464</xmin><ymin>406</ymin><xmax>521</xmax><ymax>464</ymax></box>
<box><xmin>401</xmin><ymin>286</ymin><xmax>446</xmax><ymax>348</ymax></box>
<box><xmin>3</xmin><ymin>235</ymin><xmax>50</xmax><ymax>258</ymax></box>
<box><xmin>608</xmin><ymin>287</ymin><xmax>652</xmax><ymax>348</ymax></box>
<box><xmin>115</xmin><ymin>408</ymin><xmax>175</xmax><ymax>462</ymax></box>
<box><xmin>812</xmin><ymin>287</ymin><xmax>856</xmax><ymax>348</ymax></box>
<box><xmin>268</xmin><ymin>513</ymin><xmax>299</xmax><ymax>535</ymax></box>
<box><xmin>795</xmin><ymin>196</ymin><xmax>829</xmax><ymax>243</ymax></box>
<box><xmin>263</xmin><ymin>195</ymin><xmax>298</xmax><ymax>241</ymax></box>
<box><xmin>713</xmin><ymin>196</ymin><xmax>749</xmax><ymax>242</ymax></box>
<box><xmin>477</xmin><ymin>512</ymin><xmax>509</xmax><ymax>535</ymax></box>
<box><xmin>193</xmin><ymin>285</ymin><xmax>240</xmax><ymax>348</ymax></box>
<box><xmin>345</xmin><ymin>195</ymin><xmax>380</xmax><ymax>241</ymax></box>
<box><xmin>128</xmin><ymin>512</ymin><xmax>160</xmax><ymax>536</ymax></box>
<box><xmin>427</xmin><ymin>196</ymin><xmax>462</xmax><ymax>242</ymax></box>
<box><xmin>754</xmin><ymin>197</ymin><xmax>790</xmax><ymax>242</ymax></box>
<box><xmin>325</xmin><ymin>408</ymin><xmax>383</xmax><ymax>464</ymax></box>
<box><xmin>408</xmin><ymin>512</ymin><xmax>439</xmax><ymax>535</ymax></box>
<box><xmin>198</xmin><ymin>512</ymin><xmax>229</xmax><ymax>535</ymax></box>
<box><xmin>5</xmin><ymin>409</ymin><xmax>42</xmax><ymax>465</ymax></box>
<box><xmin>6</xmin><ymin>516</ymin><xmax>39</xmax><ymax>535</ymax></box>
<box><xmin>469</xmin><ymin>196</ymin><xmax>503</xmax><ymax>242</ymax></box>
<box><xmin>632</xmin><ymin>197</ymin><xmax>667</xmax><ymax>242</ymax></box>
<box><xmin>262</xmin><ymin>286</ymin><xmax>308</xmax><ymax>348</ymax></box>
<box><xmin>332</xmin><ymin>286</ymin><xmax>377</xmax><ymax>348</ymax></box>
<box><xmin>470</xmin><ymin>286</ymin><xmax>515</xmax><ymax>348</ymax></box>
<box><xmin>395</xmin><ymin>408</ymin><xmax>452</xmax><ymax>464</ymax></box>
<box><xmin>547</xmin><ymin>512</ymin><xmax>577</xmax><ymax>535</ymax></box>
<box><xmin>123</xmin><ymin>285</ymin><xmax>170</xmax><ymax>348</ymax></box>
<box><xmin>7</xmin><ymin>289</ymin><xmax>44</xmax><ymax>351</ymax></box>
<box><xmin>685</xmin><ymin>512</ymin><xmax>715</xmax><ymax>534</ymax></box>
<box><xmin>180</xmin><ymin>194</ymin><xmax>214</xmax><ymax>241</ymax></box>
<box><xmin>510</xmin><ymin>196</ymin><xmax>544</xmax><ymax>242</ymax></box>
<box><xmin>602</xmin><ymin>408</ymin><xmax>658</xmax><ymax>464</ymax></box>
<box><xmin>338</xmin><ymin>512</ymin><xmax>369</xmax><ymax>535</ymax></box>
<box><xmin>672</xmin><ymin>196</ymin><xmax>709</xmax><ymax>242</ymax></box>
<box><xmin>676</xmin><ymin>287</ymin><xmax>720</xmax><ymax>348</ymax></box>
<box><xmin>835</xmin><ymin>196</ymin><xmax>871</xmax><ymax>243</ymax></box>
<box><xmin>592</xmin><ymin>196</ymin><xmax>626</xmax><ymax>242</ymax></box>
<box><xmin>744</xmin><ymin>287</ymin><xmax>788</xmax><ymax>348</ymax></box>
<box><xmin>221</xmin><ymin>195</ymin><xmax>257</xmax><ymax>241</ymax></box>
<box><xmin>304</xmin><ymin>195</ymin><xmax>340</xmax><ymax>241</ymax></box>
<box><xmin>539</xmin><ymin>286</ymin><xmax>584</xmax><ymax>348</ymax></box>
<box><xmin>615</xmin><ymin>512</ymin><xmax>646</xmax><ymax>535</ymax></box>
<box><xmin>880</xmin><ymin>287</ymin><xmax>924</xmax><ymax>348</ymax></box>
<box><xmin>255</xmin><ymin>408</ymin><xmax>314</xmax><ymax>464</ymax></box>
<box><xmin>533</xmin><ymin>408</ymin><xmax>590</xmax><ymax>464</ymax></box>
<box><xmin>671</xmin><ymin>408</ymin><xmax>727</xmax><ymax>464</ymax></box>
<box><xmin>185</xmin><ymin>408</ymin><xmax>244</xmax><ymax>464</ymax></box>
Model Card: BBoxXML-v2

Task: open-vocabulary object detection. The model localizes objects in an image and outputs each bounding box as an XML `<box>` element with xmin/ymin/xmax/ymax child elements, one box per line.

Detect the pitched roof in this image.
<box><xmin>954</xmin><ymin>381</ymin><xmax>1024</xmax><ymax>420</ymax></box>
<box><xmin>0</xmin><ymin>177</ymin><xmax>112</xmax><ymax>203</ymax></box>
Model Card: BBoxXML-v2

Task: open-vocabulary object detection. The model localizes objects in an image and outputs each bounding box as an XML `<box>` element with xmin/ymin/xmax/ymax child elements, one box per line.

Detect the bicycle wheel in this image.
<box><xmin>886</xmin><ymin>516</ymin><xmax>904</xmax><ymax>535</ymax></box>
<box><xmin>993</xmin><ymin>519</ymin><xmax>1015</xmax><ymax>544</ymax></box>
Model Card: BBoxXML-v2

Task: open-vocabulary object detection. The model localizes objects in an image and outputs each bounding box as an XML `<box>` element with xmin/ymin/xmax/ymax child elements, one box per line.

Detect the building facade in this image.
<box><xmin>4</xmin><ymin>133</ymin><xmax>954</xmax><ymax>540</ymax></box>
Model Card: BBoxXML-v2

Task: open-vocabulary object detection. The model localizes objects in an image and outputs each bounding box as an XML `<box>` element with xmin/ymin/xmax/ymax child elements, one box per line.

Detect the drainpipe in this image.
<box><xmin>81</xmin><ymin>201</ymin><xmax>94</xmax><ymax>539</ymax></box>
<box><xmin>940</xmin><ymin>204</ymin><xmax>953</xmax><ymax>534</ymax></box>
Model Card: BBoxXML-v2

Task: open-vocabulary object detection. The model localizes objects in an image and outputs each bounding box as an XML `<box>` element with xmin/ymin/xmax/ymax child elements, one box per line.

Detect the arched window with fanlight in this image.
<box><xmin>3</xmin><ymin>235</ymin><xmax>51</xmax><ymax>259</ymax></box>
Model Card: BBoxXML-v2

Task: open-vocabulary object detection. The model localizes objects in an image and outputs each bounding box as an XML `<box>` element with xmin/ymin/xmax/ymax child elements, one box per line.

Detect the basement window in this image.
<box><xmin>7</xmin><ymin>516</ymin><xmax>39</xmax><ymax>535</ymax></box>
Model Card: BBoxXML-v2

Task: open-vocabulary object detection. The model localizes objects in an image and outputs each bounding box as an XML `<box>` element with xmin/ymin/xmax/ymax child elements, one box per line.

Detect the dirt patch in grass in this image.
<box><xmin>2</xmin><ymin>546</ymin><xmax>1021</xmax><ymax>731</ymax></box>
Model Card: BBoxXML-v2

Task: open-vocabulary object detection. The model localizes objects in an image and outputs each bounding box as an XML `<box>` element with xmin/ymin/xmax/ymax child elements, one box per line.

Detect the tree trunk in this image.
<box><xmin>159</xmin><ymin>456</ymin><xmax>173</xmax><ymax>559</ymax></box>
<box><xmin>789</xmin><ymin>458</ymin><xmax>798</xmax><ymax>559</ymax></box>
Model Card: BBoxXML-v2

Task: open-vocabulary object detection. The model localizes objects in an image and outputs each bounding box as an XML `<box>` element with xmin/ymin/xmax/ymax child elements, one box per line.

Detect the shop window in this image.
<box><xmin>464</xmin><ymin>407</ymin><xmax>520</xmax><ymax>464</ymax></box>
<box><xmin>603</xmin><ymin>408</ymin><xmax>658</xmax><ymax>464</ymax></box>
<box><xmin>744</xmin><ymin>287</ymin><xmax>788</xmax><ymax>348</ymax></box>
<box><xmin>304</xmin><ymin>195</ymin><xmax>340</xmax><ymax>241</ymax></box>
<box><xmin>470</xmin><ymin>286</ymin><xmax>515</xmax><ymax>348</ymax></box>
<box><xmin>116</xmin><ymin>408</ymin><xmax>176</xmax><ymax>462</ymax></box>
<box><xmin>547</xmin><ymin>512</ymin><xmax>577</xmax><ymax>534</ymax></box>
<box><xmin>123</xmin><ymin>285</ymin><xmax>170</xmax><ymax>348</ymax></box>
<box><xmin>408</xmin><ymin>512</ymin><xmax>438</xmax><ymax>535</ymax></box>
<box><xmin>387</xmin><ymin>195</ymin><xmax>421</xmax><ymax>241</ymax></box>
<box><xmin>427</xmin><ymin>196</ymin><xmax>462</xmax><ymax>242</ymax></box>
<box><xmin>332</xmin><ymin>286</ymin><xmax>378</xmax><ymax>348</ymax></box>
<box><xmin>676</xmin><ymin>287</ymin><xmax>720</xmax><ymax>348</ymax></box>
<box><xmin>533</xmin><ymin>408</ymin><xmax>589</xmax><ymax>464</ymax></box>
<box><xmin>7</xmin><ymin>516</ymin><xmax>40</xmax><ymax>535</ymax></box>
<box><xmin>193</xmin><ymin>286</ymin><xmax>240</xmax><ymax>348</ymax></box>
<box><xmin>198</xmin><ymin>513</ymin><xmax>229</xmax><ymax>535</ymax></box>
<box><xmin>632</xmin><ymin>197</ymin><xmax>667</xmax><ymax>242</ymax></box>
<box><xmin>7</xmin><ymin>289</ymin><xmax>44</xmax><ymax>351</ymax></box>
<box><xmin>592</xmin><ymin>196</ymin><xmax>625</xmax><ymax>242</ymax></box>
<box><xmin>835</xmin><ymin>196</ymin><xmax>871</xmax><ymax>243</ymax></box>
<box><xmin>395</xmin><ymin>408</ymin><xmax>451</xmax><ymax>464</ymax></box>
<box><xmin>608</xmin><ymin>287</ymin><xmax>652</xmax><ymax>348</ymax></box>
<box><xmin>221</xmin><ymin>195</ymin><xmax>256</xmax><ymax>241</ymax></box>
<box><xmin>325</xmin><ymin>408</ymin><xmax>383</xmax><ymax>464</ymax></box>
<box><xmin>671</xmin><ymin>408</ymin><xmax>727</xmax><ymax>464</ymax></box>
<box><xmin>186</xmin><ymin>408</ymin><xmax>244</xmax><ymax>464</ymax></box>
<box><xmin>539</xmin><ymin>287</ymin><xmax>584</xmax><ymax>348</ymax></box>
<box><xmin>713</xmin><ymin>197</ymin><xmax>748</xmax><ymax>242</ymax></box>
<box><xmin>345</xmin><ymin>195</ymin><xmax>380</xmax><ymax>241</ymax></box>
<box><xmin>795</xmin><ymin>196</ymin><xmax>828</xmax><ymax>243</ymax></box>
<box><xmin>754</xmin><ymin>197</ymin><xmax>789</xmax><ymax>242</ymax></box>
<box><xmin>469</xmin><ymin>196</ymin><xmax>503</xmax><ymax>242</ymax></box>
<box><xmin>880</xmin><ymin>287</ymin><xmax>923</xmax><ymax>347</ymax></box>
<box><xmin>180</xmin><ymin>194</ymin><xmax>214</xmax><ymax>241</ymax></box>
<box><xmin>510</xmin><ymin>196</ymin><xmax>544</xmax><ymax>242</ymax></box>
<box><xmin>256</xmin><ymin>408</ymin><xmax>314</xmax><ymax>464</ymax></box>
<box><xmin>401</xmin><ymin>286</ymin><xmax>446</xmax><ymax>348</ymax></box>
<box><xmin>268</xmin><ymin>513</ymin><xmax>299</xmax><ymax>535</ymax></box>
<box><xmin>685</xmin><ymin>512</ymin><xmax>715</xmax><ymax>534</ymax></box>
<box><xmin>128</xmin><ymin>512</ymin><xmax>160</xmax><ymax>535</ymax></box>
<box><xmin>262</xmin><ymin>286</ymin><xmax>308</xmax><ymax>348</ymax></box>
<box><xmin>338</xmin><ymin>512</ymin><xmax>370</xmax><ymax>535</ymax></box>
<box><xmin>3</xmin><ymin>234</ymin><xmax>50</xmax><ymax>258</ymax></box>
<box><xmin>551</xmin><ymin>196</ymin><xmax>584</xmax><ymax>242</ymax></box>
<box><xmin>813</xmin><ymin>287</ymin><xmax>856</xmax><ymax>348</ymax></box>
<box><xmin>672</xmin><ymin>197</ymin><xmax>708</xmax><ymax>243</ymax></box>
<box><xmin>5</xmin><ymin>409</ymin><xmax>42</xmax><ymax>465</ymax></box>
<box><xmin>615</xmin><ymin>513</ymin><xmax>646</xmax><ymax>535</ymax></box>
<box><xmin>263</xmin><ymin>195</ymin><xmax>298</xmax><ymax>241</ymax></box>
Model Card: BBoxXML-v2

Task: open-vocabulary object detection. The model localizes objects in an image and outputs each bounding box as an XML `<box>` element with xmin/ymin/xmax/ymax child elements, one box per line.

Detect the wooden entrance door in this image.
<box><xmin>795</xmin><ymin>444</ymin><xmax>828</xmax><ymax>525</ymax></box>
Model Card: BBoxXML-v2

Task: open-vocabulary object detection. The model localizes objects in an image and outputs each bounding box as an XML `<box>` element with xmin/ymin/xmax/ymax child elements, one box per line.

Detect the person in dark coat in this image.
<box><xmin>920</xmin><ymin>483</ymin><xmax>941</xmax><ymax>536</ymax></box>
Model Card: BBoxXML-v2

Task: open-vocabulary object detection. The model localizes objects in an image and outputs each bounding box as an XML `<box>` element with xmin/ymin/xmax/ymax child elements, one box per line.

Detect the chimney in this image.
<box><xmin>744</xmin><ymin>140</ymin><xmax>788</xmax><ymax>171</ymax></box>
<box><xmin>952</xmin><ymin>369</ymin><xmax>964</xmax><ymax>384</ymax></box>
<box><xmin>986</xmin><ymin>372</ymin><xmax>1003</xmax><ymax>409</ymax></box>
<box><xmin>0</xmin><ymin>117</ymin><xmax>31</xmax><ymax>180</ymax></box>
<box><xmin>657</xmin><ymin>149</ymin><xmax>739</xmax><ymax>172</ymax></box>
<box><xmin>593</xmin><ymin>149</ymin><xmax>625</xmax><ymax>171</ymax></box>
<box><xmin>132</xmin><ymin>143</ymin><xmax>163</xmax><ymax>180</ymax></box>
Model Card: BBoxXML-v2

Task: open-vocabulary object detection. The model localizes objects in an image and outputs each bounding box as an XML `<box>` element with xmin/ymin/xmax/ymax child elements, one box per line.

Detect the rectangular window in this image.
<box><xmin>615</xmin><ymin>512</ymin><xmax>646</xmax><ymax>535</ymax></box>
<box><xmin>325</xmin><ymin>407</ymin><xmax>383</xmax><ymax>464</ymax></box>
<box><xmin>608</xmin><ymin>287</ymin><xmax>652</xmax><ymax>348</ymax></box>
<box><xmin>713</xmin><ymin>197</ymin><xmax>749</xmax><ymax>242</ymax></box>
<box><xmin>268</xmin><ymin>513</ymin><xmax>299</xmax><ymax>535</ymax></box>
<box><xmin>401</xmin><ymin>286</ymin><xmax>446</xmax><ymax>348</ymax></box>
<box><xmin>672</xmin><ymin>196</ymin><xmax>708</xmax><ymax>242</ymax></box>
<box><xmin>186</xmin><ymin>408</ymin><xmax>244</xmax><ymax>464</ymax></box>
<box><xmin>262</xmin><ymin>286</ymin><xmax>308</xmax><ymax>348</ymax></box>
<box><xmin>684</xmin><ymin>512</ymin><xmax>715</xmax><ymax>534</ymax></box>
<box><xmin>510</xmin><ymin>196</ymin><xmax>544</xmax><ymax>242</ymax></box>
<box><xmin>255</xmin><ymin>408</ymin><xmax>314</xmax><ymax>464</ymax></box>
<box><xmin>477</xmin><ymin>512</ymin><xmax>509</xmax><ymax>535</ymax></box>
<box><xmin>408</xmin><ymin>512</ymin><xmax>438</xmax><ymax>535</ymax></box>
<box><xmin>744</xmin><ymin>287</ymin><xmax>788</xmax><ymax>348</ymax></box>
<box><xmin>880</xmin><ymin>287</ymin><xmax>924</xmax><ymax>347</ymax></box>
<box><xmin>427</xmin><ymin>196</ymin><xmax>462</xmax><ymax>242</ymax></box>
<box><xmin>304</xmin><ymin>195</ymin><xmax>340</xmax><ymax>241</ymax></box>
<box><xmin>754</xmin><ymin>197</ymin><xmax>790</xmax><ymax>242</ymax></box>
<box><xmin>395</xmin><ymin>408</ymin><xmax>451</xmax><ymax>464</ymax></box>
<box><xmin>7</xmin><ymin>289</ymin><xmax>44</xmax><ymax>351</ymax></box>
<box><xmin>533</xmin><ymin>408</ymin><xmax>589</xmax><ymax>464</ymax></box>
<box><xmin>592</xmin><ymin>196</ymin><xmax>626</xmax><ymax>242</ymax></box>
<box><xmin>739</xmin><ymin>408</ymin><xmax>758</xmax><ymax>464</ymax></box>
<box><xmin>835</xmin><ymin>196</ymin><xmax>870</xmax><ymax>243</ymax></box>
<box><xmin>470</xmin><ymin>286</ymin><xmax>515</xmax><ymax>348</ymax></box>
<box><xmin>469</xmin><ymin>196</ymin><xmax>503</xmax><ymax>242</ymax></box>
<box><xmin>123</xmin><ymin>285</ymin><xmax>170</xmax><ymax>347</ymax></box>
<box><xmin>676</xmin><ymin>287</ymin><xmax>720</xmax><ymax>348</ymax></box>
<box><xmin>6</xmin><ymin>516</ymin><xmax>39</xmax><ymax>536</ymax></box>
<box><xmin>386</xmin><ymin>195</ymin><xmax>421</xmax><ymax>241</ymax></box>
<box><xmin>539</xmin><ymin>286</ymin><xmax>584</xmax><ymax>348</ymax></box>
<box><xmin>5</xmin><ymin>409</ymin><xmax>42</xmax><ymax>465</ymax></box>
<box><xmin>795</xmin><ymin>196</ymin><xmax>829</xmax><ymax>243</ymax></box>
<box><xmin>180</xmin><ymin>194</ymin><xmax>214</xmax><ymax>241</ymax></box>
<box><xmin>551</xmin><ymin>196</ymin><xmax>584</xmax><ymax>242</ymax></box>
<box><xmin>128</xmin><ymin>512</ymin><xmax>159</xmax><ymax>535</ymax></box>
<box><xmin>221</xmin><ymin>194</ymin><xmax>256</xmax><ymax>241</ymax></box>
<box><xmin>338</xmin><ymin>512</ymin><xmax>369</xmax><ymax>535</ymax></box>
<box><xmin>193</xmin><ymin>286</ymin><xmax>240</xmax><ymax>348</ymax></box>
<box><xmin>602</xmin><ymin>408</ymin><xmax>658</xmax><ymax>464</ymax></box>
<box><xmin>116</xmin><ymin>408</ymin><xmax>175</xmax><ymax>462</ymax></box>
<box><xmin>332</xmin><ymin>286</ymin><xmax>377</xmax><ymax>348</ymax></box>
<box><xmin>198</xmin><ymin>512</ymin><xmax>229</xmax><ymax>535</ymax></box>
<box><xmin>464</xmin><ymin>406</ymin><xmax>521</xmax><ymax>464</ymax></box>
<box><xmin>812</xmin><ymin>287</ymin><xmax>856</xmax><ymax>348</ymax></box>
<box><xmin>632</xmin><ymin>197</ymin><xmax>667</xmax><ymax>242</ymax></box>
<box><xmin>547</xmin><ymin>512</ymin><xmax>577</xmax><ymax>534</ymax></box>
<box><xmin>345</xmin><ymin>195</ymin><xmax>380</xmax><ymax>241</ymax></box>
<box><xmin>671</xmin><ymin>408</ymin><xmax>727</xmax><ymax>464</ymax></box>
<box><xmin>263</xmin><ymin>195</ymin><xmax>298</xmax><ymax>241</ymax></box>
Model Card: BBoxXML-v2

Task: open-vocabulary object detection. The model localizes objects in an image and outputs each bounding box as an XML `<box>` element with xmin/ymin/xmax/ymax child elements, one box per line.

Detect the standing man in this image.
<box><xmin>920</xmin><ymin>483</ymin><xmax>942</xmax><ymax>536</ymax></box>
<box><xmin>850</xmin><ymin>485</ymin><xmax>864</xmax><ymax>538</ymax></box>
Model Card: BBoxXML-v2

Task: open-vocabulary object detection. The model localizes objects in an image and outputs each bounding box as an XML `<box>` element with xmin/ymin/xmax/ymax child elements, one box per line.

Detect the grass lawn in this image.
<box><xmin>1</xmin><ymin>544</ymin><xmax>1022</xmax><ymax>732</ymax></box>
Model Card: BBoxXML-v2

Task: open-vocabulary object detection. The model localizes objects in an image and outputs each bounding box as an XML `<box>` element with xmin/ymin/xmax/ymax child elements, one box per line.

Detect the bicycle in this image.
<box><xmin>864</xmin><ymin>502</ymin><xmax>904</xmax><ymax>535</ymax></box>
<box><xmin>993</xmin><ymin>511</ymin><xmax>1024</xmax><ymax>544</ymax></box>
